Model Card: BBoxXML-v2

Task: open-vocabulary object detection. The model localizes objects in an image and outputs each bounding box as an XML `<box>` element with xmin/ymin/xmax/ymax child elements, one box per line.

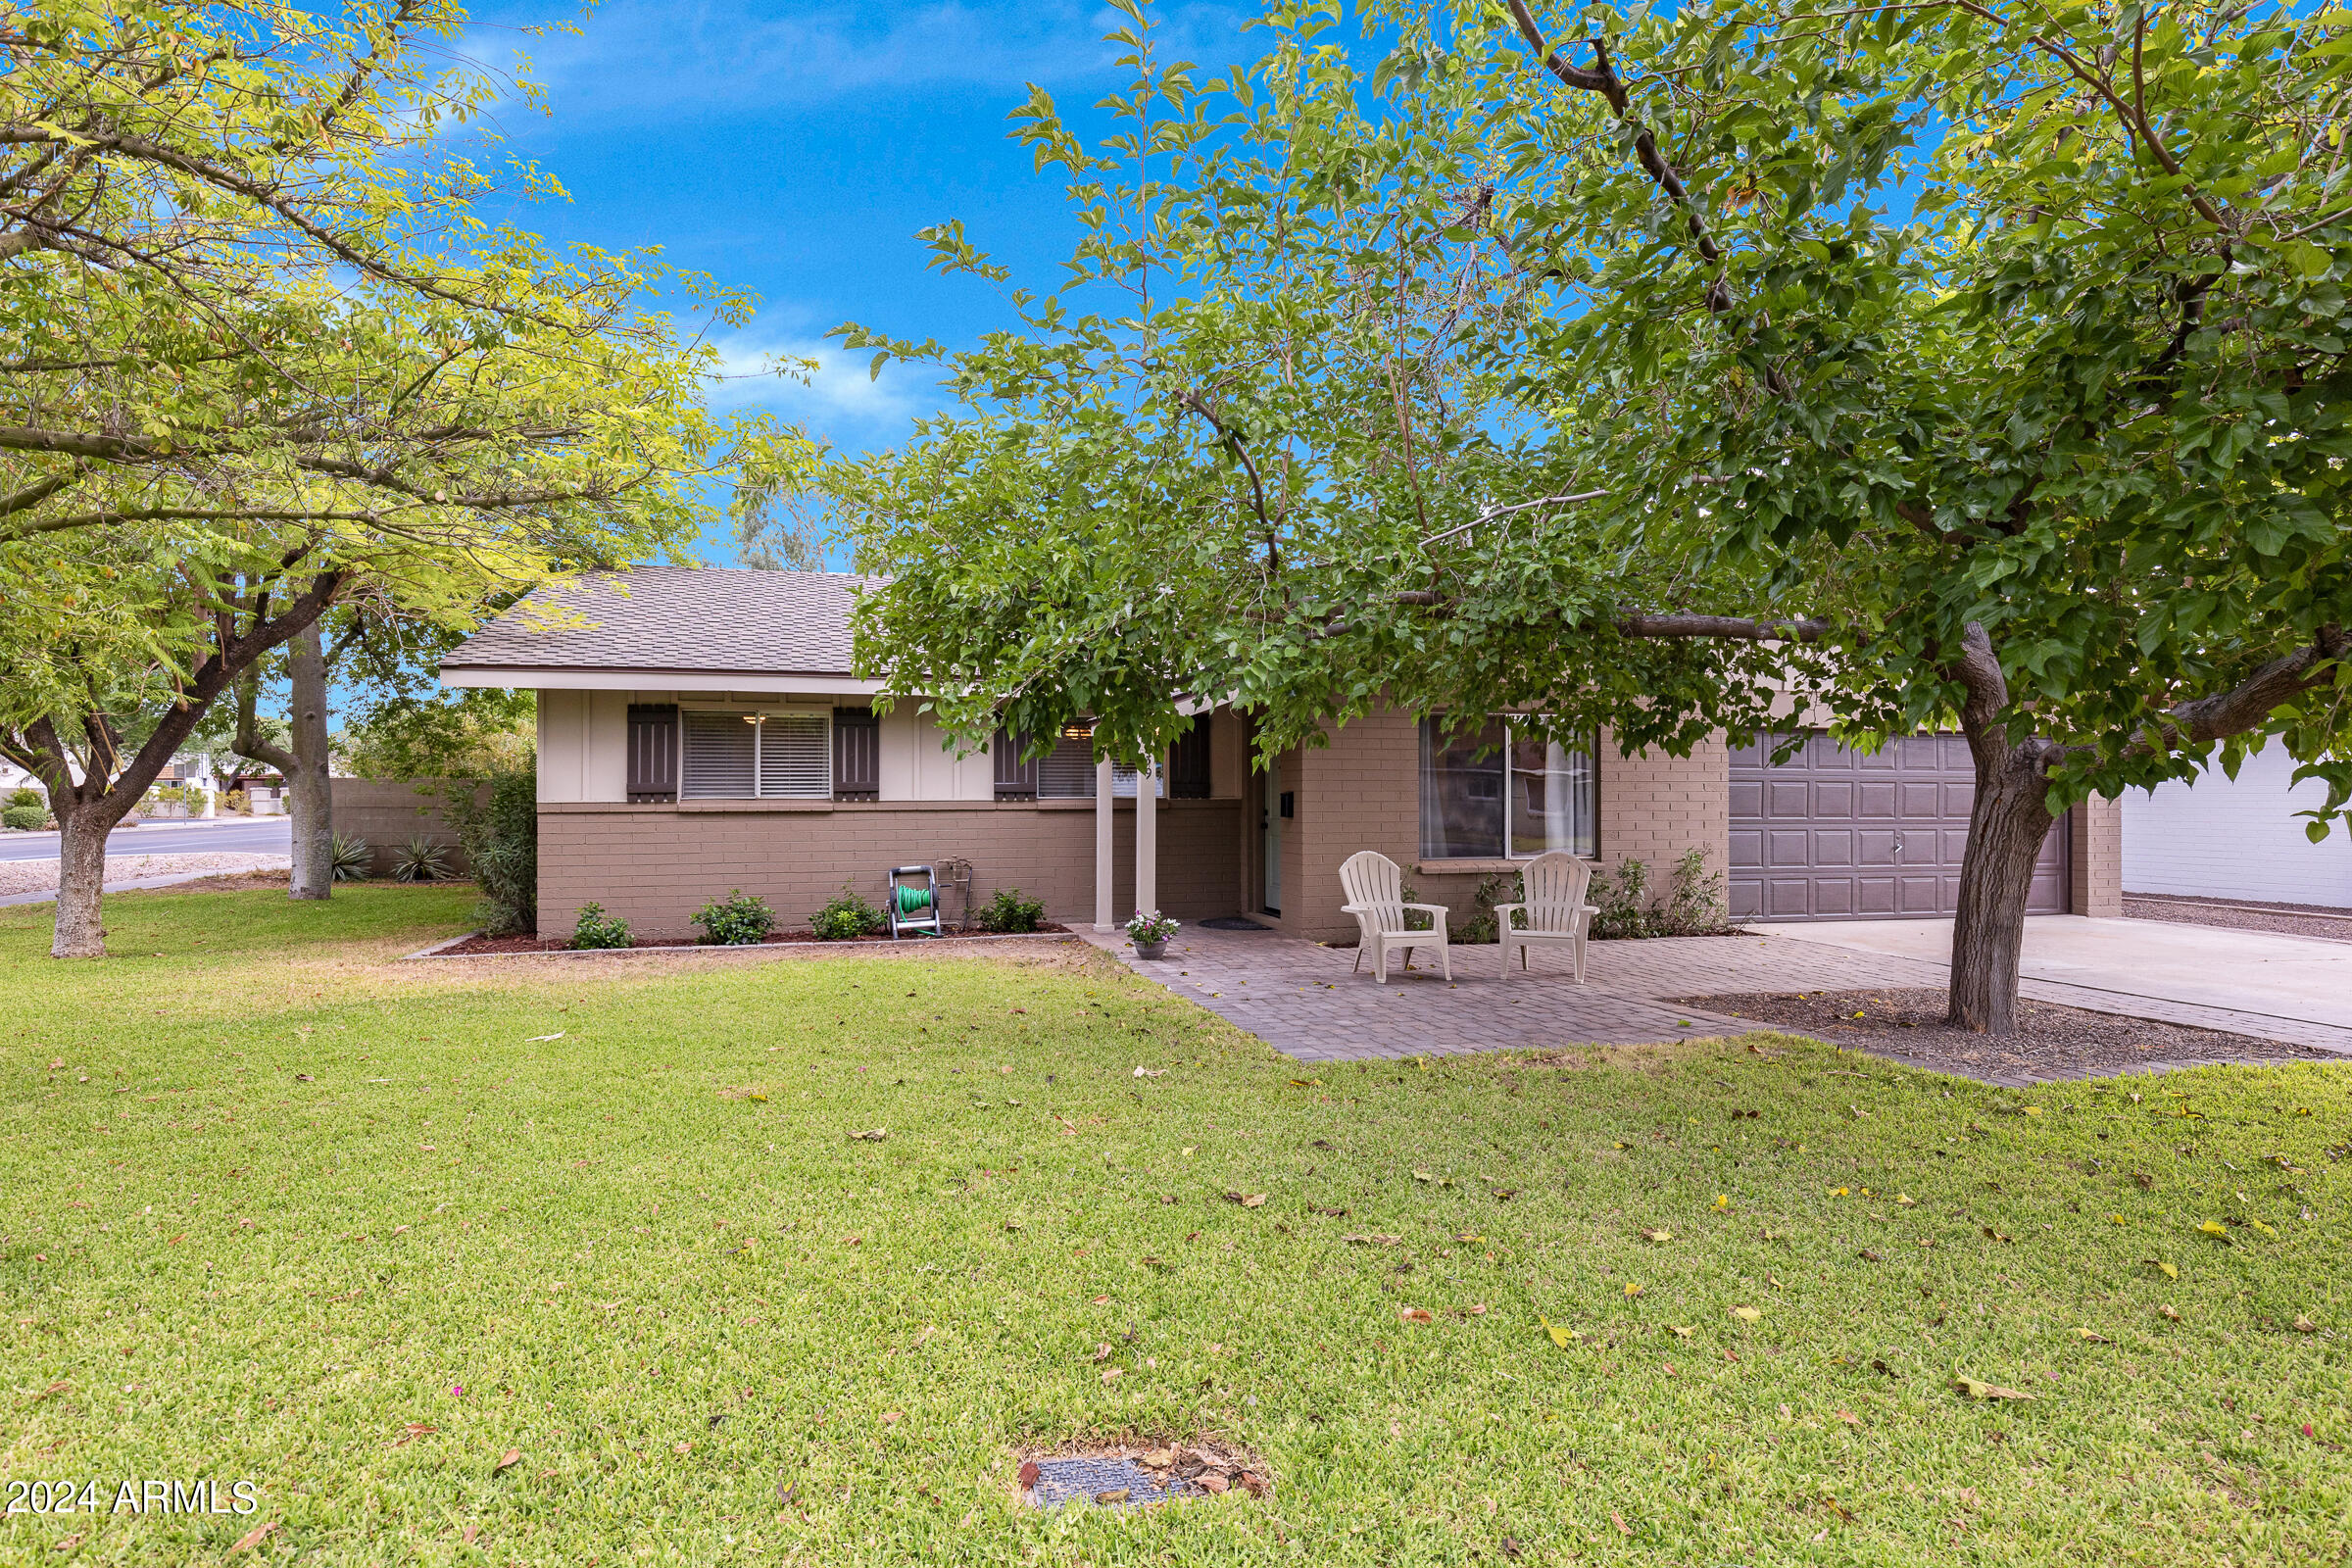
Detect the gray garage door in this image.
<box><xmin>1729</xmin><ymin>733</ymin><xmax>2069</xmax><ymax>921</ymax></box>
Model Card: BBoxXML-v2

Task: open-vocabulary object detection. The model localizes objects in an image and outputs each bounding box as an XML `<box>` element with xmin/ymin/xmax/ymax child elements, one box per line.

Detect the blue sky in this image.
<box><xmin>450</xmin><ymin>0</ymin><xmax>1264</xmax><ymax>564</ymax></box>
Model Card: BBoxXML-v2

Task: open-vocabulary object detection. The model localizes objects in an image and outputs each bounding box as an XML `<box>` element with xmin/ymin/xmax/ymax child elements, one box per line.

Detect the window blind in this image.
<box><xmin>681</xmin><ymin>710</ymin><xmax>756</xmax><ymax>799</ymax></box>
<box><xmin>758</xmin><ymin>712</ymin><xmax>831</xmax><ymax>798</ymax></box>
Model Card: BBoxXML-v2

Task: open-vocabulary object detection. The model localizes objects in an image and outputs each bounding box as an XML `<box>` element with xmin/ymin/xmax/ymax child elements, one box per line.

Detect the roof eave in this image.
<box><xmin>440</xmin><ymin>665</ymin><xmax>884</xmax><ymax>696</ymax></box>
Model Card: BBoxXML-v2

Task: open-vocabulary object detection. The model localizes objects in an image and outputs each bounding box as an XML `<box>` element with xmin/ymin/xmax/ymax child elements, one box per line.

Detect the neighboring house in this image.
<box><xmin>2124</xmin><ymin>747</ymin><xmax>2352</xmax><ymax>909</ymax></box>
<box><xmin>440</xmin><ymin>565</ymin><xmax>2124</xmax><ymax>942</ymax></box>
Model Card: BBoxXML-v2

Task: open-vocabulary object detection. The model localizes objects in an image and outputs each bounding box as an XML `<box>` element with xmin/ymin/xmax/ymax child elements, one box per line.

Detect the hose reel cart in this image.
<box><xmin>886</xmin><ymin>865</ymin><xmax>944</xmax><ymax>939</ymax></box>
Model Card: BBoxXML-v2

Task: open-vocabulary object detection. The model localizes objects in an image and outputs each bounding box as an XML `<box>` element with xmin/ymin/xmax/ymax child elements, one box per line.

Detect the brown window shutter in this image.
<box><xmin>1168</xmin><ymin>715</ymin><xmax>1210</xmax><ymax>799</ymax></box>
<box><xmin>993</xmin><ymin>726</ymin><xmax>1038</xmax><ymax>798</ymax></box>
<box><xmin>626</xmin><ymin>704</ymin><xmax>678</xmax><ymax>802</ymax></box>
<box><xmin>834</xmin><ymin>708</ymin><xmax>880</xmax><ymax>799</ymax></box>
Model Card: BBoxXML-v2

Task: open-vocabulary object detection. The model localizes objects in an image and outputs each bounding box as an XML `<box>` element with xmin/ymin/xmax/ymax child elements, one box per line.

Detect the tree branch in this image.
<box><xmin>1501</xmin><ymin>0</ymin><xmax>1721</xmax><ymax>267</ymax></box>
<box><xmin>1614</xmin><ymin>612</ymin><xmax>1832</xmax><ymax>642</ymax></box>
<box><xmin>2141</xmin><ymin>627</ymin><xmax>2349</xmax><ymax>752</ymax></box>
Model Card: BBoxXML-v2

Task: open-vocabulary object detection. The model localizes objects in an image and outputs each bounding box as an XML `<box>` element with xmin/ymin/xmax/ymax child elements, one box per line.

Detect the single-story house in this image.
<box><xmin>2123</xmin><ymin>747</ymin><xmax>2352</xmax><ymax>908</ymax></box>
<box><xmin>439</xmin><ymin>565</ymin><xmax>2126</xmax><ymax>942</ymax></box>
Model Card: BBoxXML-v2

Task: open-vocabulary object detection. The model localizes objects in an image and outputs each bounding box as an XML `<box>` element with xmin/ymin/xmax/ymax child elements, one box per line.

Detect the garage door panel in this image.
<box><xmin>1730</xmin><ymin>729</ymin><xmax>2070</xmax><ymax>922</ymax></box>
<box><xmin>1897</xmin><ymin>875</ymin><xmax>1946</xmax><ymax>913</ymax></box>
<box><xmin>1856</xmin><ymin>876</ymin><xmax>1900</xmax><ymax>914</ymax></box>
<box><xmin>1897</xmin><ymin>780</ymin><xmax>1942</xmax><ymax>817</ymax></box>
<box><xmin>1730</xmin><ymin>827</ymin><xmax>1763</xmax><ymax>871</ymax></box>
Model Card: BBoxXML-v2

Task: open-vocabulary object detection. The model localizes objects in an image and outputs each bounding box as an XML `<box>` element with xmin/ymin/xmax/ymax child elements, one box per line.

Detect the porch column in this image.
<box><xmin>1135</xmin><ymin>756</ymin><xmax>1159</xmax><ymax>917</ymax></box>
<box><xmin>1093</xmin><ymin>757</ymin><xmax>1115</xmax><ymax>931</ymax></box>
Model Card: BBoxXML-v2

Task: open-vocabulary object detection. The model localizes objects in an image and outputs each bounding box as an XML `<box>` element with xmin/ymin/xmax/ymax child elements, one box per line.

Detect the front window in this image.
<box><xmin>680</xmin><ymin>709</ymin><xmax>832</xmax><ymax>799</ymax></box>
<box><xmin>1419</xmin><ymin>717</ymin><xmax>1596</xmax><ymax>859</ymax></box>
<box><xmin>1035</xmin><ymin>722</ymin><xmax>1163</xmax><ymax>799</ymax></box>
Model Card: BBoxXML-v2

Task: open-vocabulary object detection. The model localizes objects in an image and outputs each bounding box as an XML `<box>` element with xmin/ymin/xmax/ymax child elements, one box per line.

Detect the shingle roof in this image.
<box><xmin>441</xmin><ymin>565</ymin><xmax>872</xmax><ymax>676</ymax></box>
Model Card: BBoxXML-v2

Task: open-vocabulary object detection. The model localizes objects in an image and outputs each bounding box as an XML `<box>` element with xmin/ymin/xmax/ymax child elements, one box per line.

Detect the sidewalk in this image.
<box><xmin>0</xmin><ymin>859</ymin><xmax>291</xmax><ymax>907</ymax></box>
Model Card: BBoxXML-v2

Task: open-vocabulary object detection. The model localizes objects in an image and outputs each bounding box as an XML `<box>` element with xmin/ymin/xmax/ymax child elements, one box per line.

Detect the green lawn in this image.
<box><xmin>1</xmin><ymin>887</ymin><xmax>2346</xmax><ymax>1566</ymax></box>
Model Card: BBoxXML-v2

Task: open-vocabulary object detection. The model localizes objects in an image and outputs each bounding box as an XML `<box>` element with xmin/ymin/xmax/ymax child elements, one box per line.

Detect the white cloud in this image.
<box><xmin>471</xmin><ymin>0</ymin><xmax>1257</xmax><ymax>121</ymax></box>
<box><xmin>704</xmin><ymin>326</ymin><xmax>940</xmax><ymax>439</ymax></box>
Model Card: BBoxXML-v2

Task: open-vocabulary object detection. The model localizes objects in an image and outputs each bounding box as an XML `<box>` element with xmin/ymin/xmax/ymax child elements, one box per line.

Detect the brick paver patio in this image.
<box><xmin>1079</xmin><ymin>924</ymin><xmax>2352</xmax><ymax>1084</ymax></box>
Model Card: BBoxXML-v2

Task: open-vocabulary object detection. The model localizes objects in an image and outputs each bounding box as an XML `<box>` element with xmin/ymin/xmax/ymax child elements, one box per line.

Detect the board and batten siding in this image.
<box><xmin>2122</xmin><ymin>748</ymin><xmax>2352</xmax><ymax>908</ymax></box>
<box><xmin>536</xmin><ymin>690</ymin><xmax>998</xmax><ymax>804</ymax></box>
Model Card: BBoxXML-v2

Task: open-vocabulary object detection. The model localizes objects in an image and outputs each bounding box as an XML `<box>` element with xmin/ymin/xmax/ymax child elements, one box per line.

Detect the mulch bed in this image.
<box><xmin>440</xmin><ymin>924</ymin><xmax>1071</xmax><ymax>956</ymax></box>
<box><xmin>1670</xmin><ymin>987</ymin><xmax>2340</xmax><ymax>1082</ymax></box>
<box><xmin>2124</xmin><ymin>893</ymin><xmax>2352</xmax><ymax>945</ymax></box>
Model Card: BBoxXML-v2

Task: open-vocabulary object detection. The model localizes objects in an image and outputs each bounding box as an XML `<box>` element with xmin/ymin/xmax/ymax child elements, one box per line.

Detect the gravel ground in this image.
<box><xmin>2123</xmin><ymin>892</ymin><xmax>2352</xmax><ymax>944</ymax></box>
<box><xmin>1670</xmin><ymin>987</ymin><xmax>2340</xmax><ymax>1083</ymax></box>
<box><xmin>0</xmin><ymin>853</ymin><xmax>287</xmax><ymax>898</ymax></box>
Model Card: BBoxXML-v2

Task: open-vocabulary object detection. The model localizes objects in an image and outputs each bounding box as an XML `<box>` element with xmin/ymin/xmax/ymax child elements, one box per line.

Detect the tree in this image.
<box><xmin>832</xmin><ymin>0</ymin><xmax>2352</xmax><ymax>1033</ymax></box>
<box><xmin>231</xmin><ymin>620</ymin><xmax>334</xmax><ymax>900</ymax></box>
<box><xmin>0</xmin><ymin>0</ymin><xmax>805</xmax><ymax>956</ymax></box>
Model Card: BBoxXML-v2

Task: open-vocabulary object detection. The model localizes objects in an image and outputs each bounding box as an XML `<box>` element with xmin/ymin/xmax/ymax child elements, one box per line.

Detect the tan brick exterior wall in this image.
<box><xmin>2069</xmin><ymin>794</ymin><xmax>2123</xmax><ymax>917</ymax></box>
<box><xmin>538</xmin><ymin>799</ymin><xmax>1241</xmax><ymax>939</ymax></box>
<box><xmin>1598</xmin><ymin>732</ymin><xmax>1733</xmax><ymax>893</ymax></box>
<box><xmin>328</xmin><ymin>778</ymin><xmax>482</xmax><ymax>876</ymax></box>
<box><xmin>1251</xmin><ymin>709</ymin><xmax>1734</xmax><ymax>945</ymax></box>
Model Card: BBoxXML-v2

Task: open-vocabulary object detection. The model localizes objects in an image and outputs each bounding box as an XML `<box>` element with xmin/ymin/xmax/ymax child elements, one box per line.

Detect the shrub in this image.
<box><xmin>1</xmin><ymin>805</ymin><xmax>42</xmax><ymax>832</ymax></box>
<box><xmin>328</xmin><ymin>833</ymin><xmax>372</xmax><ymax>881</ymax></box>
<box><xmin>810</xmin><ymin>884</ymin><xmax>886</xmax><ymax>941</ymax></box>
<box><xmin>1591</xmin><ymin>857</ymin><xmax>1657</xmax><ymax>939</ymax></box>
<box><xmin>1660</xmin><ymin>848</ymin><xmax>1728</xmax><ymax>936</ymax></box>
<box><xmin>221</xmin><ymin>789</ymin><xmax>249</xmax><ymax>814</ymax></box>
<box><xmin>694</xmin><ymin>889</ymin><xmax>775</xmax><ymax>946</ymax></box>
<box><xmin>974</xmin><ymin>886</ymin><xmax>1046</xmax><ymax>934</ymax></box>
<box><xmin>446</xmin><ymin>771</ymin><xmax>537</xmax><ymax>935</ymax></box>
<box><xmin>1456</xmin><ymin>870</ymin><xmax>1526</xmax><ymax>946</ymax></box>
<box><xmin>570</xmin><ymin>902</ymin><xmax>633</xmax><ymax>950</ymax></box>
<box><xmin>391</xmin><ymin>837</ymin><xmax>451</xmax><ymax>883</ymax></box>
<box><xmin>1590</xmin><ymin>851</ymin><xmax>1726</xmax><ymax>939</ymax></box>
<box><xmin>6</xmin><ymin>787</ymin><xmax>40</xmax><ymax>809</ymax></box>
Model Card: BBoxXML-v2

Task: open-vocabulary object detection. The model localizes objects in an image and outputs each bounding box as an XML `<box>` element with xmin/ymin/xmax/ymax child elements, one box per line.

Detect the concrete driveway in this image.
<box><xmin>1750</xmin><ymin>915</ymin><xmax>2352</xmax><ymax>1034</ymax></box>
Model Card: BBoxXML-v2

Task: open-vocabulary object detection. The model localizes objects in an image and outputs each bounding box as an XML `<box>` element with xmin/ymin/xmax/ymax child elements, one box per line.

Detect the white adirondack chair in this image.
<box><xmin>1339</xmin><ymin>850</ymin><xmax>1452</xmax><ymax>984</ymax></box>
<box><xmin>1494</xmin><ymin>851</ymin><xmax>1599</xmax><ymax>982</ymax></box>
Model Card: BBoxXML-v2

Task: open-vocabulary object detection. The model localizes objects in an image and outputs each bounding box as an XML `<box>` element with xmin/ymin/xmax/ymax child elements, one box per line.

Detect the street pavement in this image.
<box><xmin>0</xmin><ymin>815</ymin><xmax>292</xmax><ymax>862</ymax></box>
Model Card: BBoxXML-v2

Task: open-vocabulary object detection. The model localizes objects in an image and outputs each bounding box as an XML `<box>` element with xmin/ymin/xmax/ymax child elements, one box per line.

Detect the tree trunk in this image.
<box><xmin>234</xmin><ymin>627</ymin><xmax>334</xmax><ymax>900</ymax></box>
<box><xmin>1946</xmin><ymin>741</ymin><xmax>2061</xmax><ymax>1034</ymax></box>
<box><xmin>286</xmin><ymin>623</ymin><xmax>334</xmax><ymax>899</ymax></box>
<box><xmin>49</xmin><ymin>800</ymin><xmax>122</xmax><ymax>959</ymax></box>
<box><xmin>1944</xmin><ymin>620</ymin><xmax>2061</xmax><ymax>1035</ymax></box>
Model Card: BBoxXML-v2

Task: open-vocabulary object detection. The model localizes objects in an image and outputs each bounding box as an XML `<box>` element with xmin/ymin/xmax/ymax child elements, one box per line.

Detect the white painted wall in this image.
<box><xmin>543</xmin><ymin>690</ymin><xmax>1001</xmax><ymax>804</ymax></box>
<box><xmin>877</xmin><ymin>708</ymin><xmax>994</xmax><ymax>802</ymax></box>
<box><xmin>2123</xmin><ymin>747</ymin><xmax>2352</xmax><ymax>907</ymax></box>
<box><xmin>535</xmin><ymin>689</ymin><xmax>647</xmax><ymax>803</ymax></box>
<box><xmin>537</xmin><ymin>689</ymin><xmax>590</xmax><ymax>803</ymax></box>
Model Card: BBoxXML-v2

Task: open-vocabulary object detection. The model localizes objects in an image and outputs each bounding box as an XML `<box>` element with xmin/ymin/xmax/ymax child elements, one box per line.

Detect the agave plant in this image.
<box><xmin>327</xmin><ymin>832</ymin><xmax>373</xmax><ymax>882</ymax></box>
<box><xmin>391</xmin><ymin>837</ymin><xmax>452</xmax><ymax>884</ymax></box>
